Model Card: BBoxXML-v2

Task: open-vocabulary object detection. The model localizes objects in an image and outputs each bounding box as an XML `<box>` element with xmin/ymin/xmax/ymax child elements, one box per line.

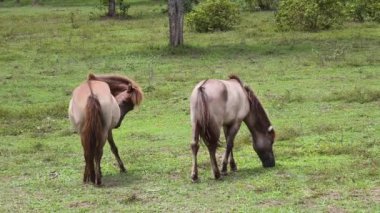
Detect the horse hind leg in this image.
<box><xmin>81</xmin><ymin>136</ymin><xmax>95</xmax><ymax>184</ymax></box>
<box><xmin>204</xmin><ymin>124</ymin><xmax>221</xmax><ymax>180</ymax></box>
<box><xmin>190</xmin><ymin>124</ymin><xmax>200</xmax><ymax>182</ymax></box>
<box><xmin>94</xmin><ymin>148</ymin><xmax>103</xmax><ymax>186</ymax></box>
<box><xmin>207</xmin><ymin>142</ymin><xmax>221</xmax><ymax>180</ymax></box>
<box><xmin>83</xmin><ymin>151</ymin><xmax>95</xmax><ymax>184</ymax></box>
<box><xmin>108</xmin><ymin>130</ymin><xmax>126</xmax><ymax>173</ymax></box>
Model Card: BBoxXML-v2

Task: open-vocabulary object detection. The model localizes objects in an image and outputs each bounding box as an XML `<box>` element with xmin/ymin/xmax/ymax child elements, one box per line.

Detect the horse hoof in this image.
<box><xmin>120</xmin><ymin>167</ymin><xmax>127</xmax><ymax>173</ymax></box>
<box><xmin>191</xmin><ymin>178</ymin><xmax>200</xmax><ymax>183</ymax></box>
<box><xmin>191</xmin><ymin>174</ymin><xmax>199</xmax><ymax>182</ymax></box>
<box><xmin>230</xmin><ymin>162</ymin><xmax>237</xmax><ymax>172</ymax></box>
<box><xmin>221</xmin><ymin>170</ymin><xmax>228</xmax><ymax>176</ymax></box>
<box><xmin>214</xmin><ymin>172</ymin><xmax>221</xmax><ymax>180</ymax></box>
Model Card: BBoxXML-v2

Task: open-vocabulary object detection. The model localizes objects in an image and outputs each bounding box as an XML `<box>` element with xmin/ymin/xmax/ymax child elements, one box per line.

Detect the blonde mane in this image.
<box><xmin>88</xmin><ymin>73</ymin><xmax>143</xmax><ymax>106</ymax></box>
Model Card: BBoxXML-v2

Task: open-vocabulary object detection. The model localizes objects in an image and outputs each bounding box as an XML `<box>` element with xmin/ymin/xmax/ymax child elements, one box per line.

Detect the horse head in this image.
<box><xmin>114</xmin><ymin>84</ymin><xmax>143</xmax><ymax>128</ymax></box>
<box><xmin>244</xmin><ymin>85</ymin><xmax>276</xmax><ymax>168</ymax></box>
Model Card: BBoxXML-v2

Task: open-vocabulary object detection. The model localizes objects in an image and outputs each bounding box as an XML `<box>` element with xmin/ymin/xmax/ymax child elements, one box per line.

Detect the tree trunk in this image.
<box><xmin>108</xmin><ymin>0</ymin><xmax>116</xmax><ymax>17</ymax></box>
<box><xmin>168</xmin><ymin>0</ymin><xmax>184</xmax><ymax>47</ymax></box>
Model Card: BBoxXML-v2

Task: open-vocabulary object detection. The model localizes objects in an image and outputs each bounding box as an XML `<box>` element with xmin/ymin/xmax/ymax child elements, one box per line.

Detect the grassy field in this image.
<box><xmin>0</xmin><ymin>0</ymin><xmax>379</xmax><ymax>212</ymax></box>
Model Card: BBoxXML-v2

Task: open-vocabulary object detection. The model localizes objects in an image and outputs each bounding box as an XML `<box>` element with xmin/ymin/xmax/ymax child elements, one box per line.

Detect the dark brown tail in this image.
<box><xmin>80</xmin><ymin>84</ymin><xmax>104</xmax><ymax>183</ymax></box>
<box><xmin>196</xmin><ymin>81</ymin><xmax>220</xmax><ymax>148</ymax></box>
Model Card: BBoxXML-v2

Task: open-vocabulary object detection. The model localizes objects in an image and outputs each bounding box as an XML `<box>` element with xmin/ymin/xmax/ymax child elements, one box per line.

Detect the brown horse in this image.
<box><xmin>190</xmin><ymin>75</ymin><xmax>275</xmax><ymax>181</ymax></box>
<box><xmin>68</xmin><ymin>73</ymin><xmax>143</xmax><ymax>185</ymax></box>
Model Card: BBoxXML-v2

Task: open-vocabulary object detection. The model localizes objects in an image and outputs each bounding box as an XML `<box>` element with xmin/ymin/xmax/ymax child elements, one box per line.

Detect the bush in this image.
<box><xmin>186</xmin><ymin>0</ymin><xmax>240</xmax><ymax>32</ymax></box>
<box><xmin>240</xmin><ymin>0</ymin><xmax>278</xmax><ymax>11</ymax></box>
<box><xmin>275</xmin><ymin>0</ymin><xmax>344</xmax><ymax>31</ymax></box>
<box><xmin>256</xmin><ymin>0</ymin><xmax>278</xmax><ymax>10</ymax></box>
<box><xmin>344</xmin><ymin>0</ymin><xmax>380</xmax><ymax>22</ymax></box>
<box><xmin>184</xmin><ymin>0</ymin><xmax>200</xmax><ymax>13</ymax></box>
<box><xmin>118</xmin><ymin>0</ymin><xmax>131</xmax><ymax>18</ymax></box>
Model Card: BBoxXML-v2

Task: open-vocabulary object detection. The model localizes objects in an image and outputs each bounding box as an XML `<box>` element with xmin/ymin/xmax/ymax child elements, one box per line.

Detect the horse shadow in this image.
<box><xmin>217</xmin><ymin>163</ymin><xmax>284</xmax><ymax>183</ymax></box>
<box><xmin>100</xmin><ymin>169</ymin><xmax>142</xmax><ymax>188</ymax></box>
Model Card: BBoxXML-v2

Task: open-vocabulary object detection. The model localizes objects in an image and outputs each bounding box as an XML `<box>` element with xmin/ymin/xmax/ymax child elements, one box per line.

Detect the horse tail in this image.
<box><xmin>196</xmin><ymin>80</ymin><xmax>220</xmax><ymax>148</ymax></box>
<box><xmin>81</xmin><ymin>81</ymin><xmax>104</xmax><ymax>183</ymax></box>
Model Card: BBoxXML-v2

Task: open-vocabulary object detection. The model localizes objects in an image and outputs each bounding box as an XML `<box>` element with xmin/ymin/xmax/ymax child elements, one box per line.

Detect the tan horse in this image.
<box><xmin>190</xmin><ymin>75</ymin><xmax>275</xmax><ymax>181</ymax></box>
<box><xmin>68</xmin><ymin>74</ymin><xmax>143</xmax><ymax>185</ymax></box>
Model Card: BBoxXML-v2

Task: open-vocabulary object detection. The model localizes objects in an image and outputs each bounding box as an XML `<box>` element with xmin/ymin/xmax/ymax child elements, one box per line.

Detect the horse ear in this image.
<box><xmin>129</xmin><ymin>85</ymin><xmax>143</xmax><ymax>106</ymax></box>
<box><xmin>88</xmin><ymin>73</ymin><xmax>96</xmax><ymax>80</ymax></box>
<box><xmin>127</xmin><ymin>84</ymin><xmax>133</xmax><ymax>92</ymax></box>
<box><xmin>268</xmin><ymin>126</ymin><xmax>275</xmax><ymax>140</ymax></box>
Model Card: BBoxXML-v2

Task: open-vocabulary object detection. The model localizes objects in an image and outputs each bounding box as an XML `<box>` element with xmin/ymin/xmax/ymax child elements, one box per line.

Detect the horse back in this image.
<box><xmin>190</xmin><ymin>79</ymin><xmax>250</xmax><ymax>126</ymax></box>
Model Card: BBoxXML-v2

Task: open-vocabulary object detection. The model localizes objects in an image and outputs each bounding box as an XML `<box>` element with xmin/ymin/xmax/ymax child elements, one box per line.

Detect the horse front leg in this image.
<box><xmin>229</xmin><ymin>150</ymin><xmax>237</xmax><ymax>172</ymax></box>
<box><xmin>221</xmin><ymin>123</ymin><xmax>241</xmax><ymax>175</ymax></box>
<box><xmin>108</xmin><ymin>130</ymin><xmax>126</xmax><ymax>173</ymax></box>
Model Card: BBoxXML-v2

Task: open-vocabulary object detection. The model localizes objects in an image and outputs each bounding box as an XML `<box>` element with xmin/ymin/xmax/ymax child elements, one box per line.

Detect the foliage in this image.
<box><xmin>275</xmin><ymin>0</ymin><xmax>345</xmax><ymax>31</ymax></box>
<box><xmin>89</xmin><ymin>0</ymin><xmax>130</xmax><ymax>19</ymax></box>
<box><xmin>255</xmin><ymin>0</ymin><xmax>278</xmax><ymax>10</ymax></box>
<box><xmin>118</xmin><ymin>0</ymin><xmax>131</xmax><ymax>18</ymax></box>
<box><xmin>186</xmin><ymin>0</ymin><xmax>240</xmax><ymax>32</ymax></box>
<box><xmin>344</xmin><ymin>0</ymin><xmax>380</xmax><ymax>22</ymax></box>
<box><xmin>235</xmin><ymin>0</ymin><xmax>278</xmax><ymax>11</ymax></box>
<box><xmin>183</xmin><ymin>0</ymin><xmax>199</xmax><ymax>13</ymax></box>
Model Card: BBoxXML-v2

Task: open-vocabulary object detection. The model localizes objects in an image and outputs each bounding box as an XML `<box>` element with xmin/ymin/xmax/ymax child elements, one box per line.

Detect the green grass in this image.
<box><xmin>0</xmin><ymin>1</ymin><xmax>379</xmax><ymax>212</ymax></box>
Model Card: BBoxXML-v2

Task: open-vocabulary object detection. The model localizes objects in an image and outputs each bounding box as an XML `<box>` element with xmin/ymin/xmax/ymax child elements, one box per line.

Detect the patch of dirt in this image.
<box><xmin>349</xmin><ymin>187</ymin><xmax>380</xmax><ymax>204</ymax></box>
<box><xmin>327</xmin><ymin>205</ymin><xmax>346</xmax><ymax>213</ymax></box>
<box><xmin>169</xmin><ymin>170</ymin><xmax>182</xmax><ymax>180</ymax></box>
<box><xmin>257</xmin><ymin>199</ymin><xmax>284</xmax><ymax>207</ymax></box>
<box><xmin>325</xmin><ymin>191</ymin><xmax>342</xmax><ymax>201</ymax></box>
<box><xmin>118</xmin><ymin>193</ymin><xmax>142</xmax><ymax>205</ymax></box>
<box><xmin>69</xmin><ymin>201</ymin><xmax>95</xmax><ymax>208</ymax></box>
<box><xmin>370</xmin><ymin>187</ymin><xmax>380</xmax><ymax>202</ymax></box>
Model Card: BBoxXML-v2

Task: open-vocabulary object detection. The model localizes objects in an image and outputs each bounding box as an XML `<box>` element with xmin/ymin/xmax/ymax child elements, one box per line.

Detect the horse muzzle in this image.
<box><xmin>262</xmin><ymin>159</ymin><xmax>275</xmax><ymax>168</ymax></box>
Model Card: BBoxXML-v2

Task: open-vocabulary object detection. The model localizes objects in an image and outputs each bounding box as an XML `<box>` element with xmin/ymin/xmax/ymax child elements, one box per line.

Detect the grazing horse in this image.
<box><xmin>190</xmin><ymin>75</ymin><xmax>275</xmax><ymax>181</ymax></box>
<box><xmin>68</xmin><ymin>74</ymin><xmax>143</xmax><ymax>185</ymax></box>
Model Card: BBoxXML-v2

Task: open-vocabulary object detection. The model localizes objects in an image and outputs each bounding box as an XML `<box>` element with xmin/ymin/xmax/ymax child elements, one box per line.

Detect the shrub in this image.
<box><xmin>256</xmin><ymin>0</ymin><xmax>278</xmax><ymax>10</ymax></box>
<box><xmin>240</xmin><ymin>0</ymin><xmax>278</xmax><ymax>11</ymax></box>
<box><xmin>186</xmin><ymin>0</ymin><xmax>240</xmax><ymax>32</ymax></box>
<box><xmin>118</xmin><ymin>0</ymin><xmax>131</xmax><ymax>18</ymax></box>
<box><xmin>275</xmin><ymin>0</ymin><xmax>344</xmax><ymax>31</ymax></box>
<box><xmin>184</xmin><ymin>0</ymin><xmax>200</xmax><ymax>13</ymax></box>
<box><xmin>89</xmin><ymin>0</ymin><xmax>131</xmax><ymax>19</ymax></box>
<box><xmin>344</xmin><ymin>0</ymin><xmax>380</xmax><ymax>22</ymax></box>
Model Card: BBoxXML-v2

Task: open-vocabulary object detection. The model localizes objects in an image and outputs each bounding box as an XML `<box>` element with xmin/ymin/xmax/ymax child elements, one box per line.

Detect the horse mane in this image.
<box><xmin>244</xmin><ymin>85</ymin><xmax>272</xmax><ymax>134</ymax></box>
<box><xmin>228</xmin><ymin>74</ymin><xmax>244</xmax><ymax>87</ymax></box>
<box><xmin>88</xmin><ymin>73</ymin><xmax>143</xmax><ymax>106</ymax></box>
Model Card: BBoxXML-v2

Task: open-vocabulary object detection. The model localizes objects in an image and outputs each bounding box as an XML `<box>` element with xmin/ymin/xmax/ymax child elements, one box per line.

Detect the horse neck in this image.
<box><xmin>245</xmin><ymin>97</ymin><xmax>271</xmax><ymax>135</ymax></box>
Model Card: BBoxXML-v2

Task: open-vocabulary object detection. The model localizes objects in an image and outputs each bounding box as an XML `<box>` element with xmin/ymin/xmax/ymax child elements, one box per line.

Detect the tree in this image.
<box><xmin>108</xmin><ymin>0</ymin><xmax>116</xmax><ymax>17</ymax></box>
<box><xmin>168</xmin><ymin>0</ymin><xmax>184</xmax><ymax>47</ymax></box>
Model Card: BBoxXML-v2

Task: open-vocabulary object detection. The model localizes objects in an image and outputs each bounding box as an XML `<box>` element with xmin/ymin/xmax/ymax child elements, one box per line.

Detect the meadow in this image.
<box><xmin>0</xmin><ymin>0</ymin><xmax>379</xmax><ymax>212</ymax></box>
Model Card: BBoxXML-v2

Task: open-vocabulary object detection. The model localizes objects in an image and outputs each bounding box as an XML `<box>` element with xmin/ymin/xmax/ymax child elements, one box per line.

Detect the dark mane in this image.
<box><xmin>244</xmin><ymin>85</ymin><xmax>272</xmax><ymax>133</ymax></box>
<box><xmin>228</xmin><ymin>74</ymin><xmax>244</xmax><ymax>87</ymax></box>
<box><xmin>88</xmin><ymin>73</ymin><xmax>143</xmax><ymax>106</ymax></box>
